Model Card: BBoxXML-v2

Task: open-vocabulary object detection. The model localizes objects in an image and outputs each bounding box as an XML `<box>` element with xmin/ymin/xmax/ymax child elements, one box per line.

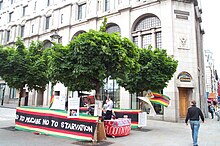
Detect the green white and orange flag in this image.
<box><xmin>49</xmin><ymin>86</ymin><xmax>54</xmax><ymax>108</ymax></box>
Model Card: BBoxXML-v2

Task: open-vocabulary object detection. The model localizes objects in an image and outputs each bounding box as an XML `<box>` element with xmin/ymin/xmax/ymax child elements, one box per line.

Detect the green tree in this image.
<box><xmin>50</xmin><ymin>18</ymin><xmax>140</xmax><ymax>99</ymax></box>
<box><xmin>117</xmin><ymin>47</ymin><xmax>178</xmax><ymax>95</ymax></box>
<box><xmin>0</xmin><ymin>45</ymin><xmax>14</xmax><ymax>77</ymax></box>
<box><xmin>0</xmin><ymin>38</ymin><xmax>50</xmax><ymax>106</ymax></box>
<box><xmin>26</xmin><ymin>41</ymin><xmax>49</xmax><ymax>97</ymax></box>
<box><xmin>43</xmin><ymin>43</ymin><xmax>69</xmax><ymax>86</ymax></box>
<box><xmin>0</xmin><ymin>38</ymin><xmax>29</xmax><ymax>106</ymax></box>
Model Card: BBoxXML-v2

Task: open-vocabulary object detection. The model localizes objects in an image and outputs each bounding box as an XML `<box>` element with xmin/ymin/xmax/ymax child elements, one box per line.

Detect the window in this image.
<box><xmin>97</xmin><ymin>0</ymin><xmax>100</xmax><ymax>11</ymax></box>
<box><xmin>9</xmin><ymin>88</ymin><xmax>16</xmax><ymax>99</ymax></box>
<box><xmin>0</xmin><ymin>1</ymin><xmax>3</xmax><ymax>10</ymax></box>
<box><xmin>6</xmin><ymin>30</ymin><xmax>10</xmax><ymax>42</ymax></box>
<box><xmin>34</xmin><ymin>1</ymin><xmax>37</xmax><ymax>11</ymax></box>
<box><xmin>9</xmin><ymin>12</ymin><xmax>13</xmax><ymax>22</ymax></box>
<box><xmin>0</xmin><ymin>30</ymin><xmax>3</xmax><ymax>43</ymax></box>
<box><xmin>21</xmin><ymin>26</ymin><xmax>25</xmax><ymax>37</ymax></box>
<box><xmin>61</xmin><ymin>14</ymin><xmax>63</xmax><ymax>24</ymax></box>
<box><xmin>104</xmin><ymin>0</ymin><xmax>110</xmax><ymax>11</ymax></box>
<box><xmin>78</xmin><ymin>3</ymin><xmax>86</xmax><ymax>20</ymax></box>
<box><xmin>47</xmin><ymin>0</ymin><xmax>50</xmax><ymax>6</ymax></box>
<box><xmin>106</xmin><ymin>24</ymin><xmax>120</xmax><ymax>34</ymax></box>
<box><xmin>31</xmin><ymin>24</ymin><xmax>34</xmax><ymax>33</ymax></box>
<box><xmin>133</xmin><ymin>36</ymin><xmax>138</xmax><ymax>46</ymax></box>
<box><xmin>55</xmin><ymin>91</ymin><xmax>60</xmax><ymax>96</ymax></box>
<box><xmin>23</xmin><ymin>6</ymin><xmax>28</xmax><ymax>16</ymax></box>
<box><xmin>156</xmin><ymin>32</ymin><xmax>162</xmax><ymax>48</ymax></box>
<box><xmin>43</xmin><ymin>40</ymin><xmax>52</xmax><ymax>50</ymax></box>
<box><xmin>142</xmin><ymin>34</ymin><xmax>152</xmax><ymax>48</ymax></box>
<box><xmin>118</xmin><ymin>0</ymin><xmax>122</xmax><ymax>4</ymax></box>
<box><xmin>153</xmin><ymin>103</ymin><xmax>164</xmax><ymax>115</ymax></box>
<box><xmin>132</xmin><ymin>15</ymin><xmax>162</xmax><ymax>49</ymax></box>
<box><xmin>45</xmin><ymin>16</ymin><xmax>51</xmax><ymax>30</ymax></box>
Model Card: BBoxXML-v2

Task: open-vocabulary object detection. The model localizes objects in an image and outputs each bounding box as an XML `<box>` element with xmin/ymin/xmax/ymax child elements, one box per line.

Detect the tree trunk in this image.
<box><xmin>18</xmin><ymin>87</ymin><xmax>24</xmax><ymax>107</ymax></box>
<box><xmin>24</xmin><ymin>92</ymin><xmax>28</xmax><ymax>106</ymax></box>
<box><xmin>96</xmin><ymin>83</ymin><xmax>101</xmax><ymax>100</ymax></box>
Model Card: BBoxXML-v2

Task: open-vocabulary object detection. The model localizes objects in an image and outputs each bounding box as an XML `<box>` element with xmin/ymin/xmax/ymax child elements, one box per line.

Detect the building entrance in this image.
<box><xmin>179</xmin><ymin>88</ymin><xmax>190</xmax><ymax>118</ymax></box>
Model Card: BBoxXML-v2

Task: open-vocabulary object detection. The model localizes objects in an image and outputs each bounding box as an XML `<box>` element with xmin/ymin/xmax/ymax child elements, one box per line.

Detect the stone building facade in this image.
<box><xmin>0</xmin><ymin>0</ymin><xmax>205</xmax><ymax>122</ymax></box>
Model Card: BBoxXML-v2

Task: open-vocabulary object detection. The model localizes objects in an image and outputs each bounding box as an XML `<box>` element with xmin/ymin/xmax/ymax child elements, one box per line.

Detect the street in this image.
<box><xmin>0</xmin><ymin>106</ymin><xmax>219</xmax><ymax>146</ymax></box>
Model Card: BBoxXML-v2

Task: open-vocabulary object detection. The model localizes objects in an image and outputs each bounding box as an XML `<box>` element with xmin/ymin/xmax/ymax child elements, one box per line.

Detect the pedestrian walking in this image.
<box><xmin>208</xmin><ymin>102</ymin><xmax>215</xmax><ymax>119</ymax></box>
<box><xmin>185</xmin><ymin>100</ymin><xmax>204</xmax><ymax>146</ymax></box>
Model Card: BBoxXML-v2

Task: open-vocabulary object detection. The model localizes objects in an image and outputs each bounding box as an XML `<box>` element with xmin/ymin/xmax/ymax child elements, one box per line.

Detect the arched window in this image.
<box><xmin>43</xmin><ymin>40</ymin><xmax>52</xmax><ymax>50</ymax></box>
<box><xmin>72</xmin><ymin>30</ymin><xmax>86</xmax><ymax>40</ymax></box>
<box><xmin>106</xmin><ymin>23</ymin><xmax>120</xmax><ymax>34</ymax></box>
<box><xmin>132</xmin><ymin>15</ymin><xmax>162</xmax><ymax>49</ymax></box>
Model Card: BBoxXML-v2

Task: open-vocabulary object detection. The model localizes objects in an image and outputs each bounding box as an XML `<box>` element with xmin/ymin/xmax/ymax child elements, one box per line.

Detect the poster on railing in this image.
<box><xmin>50</xmin><ymin>96</ymin><xmax>66</xmax><ymax>110</ymax></box>
<box><xmin>68</xmin><ymin>92</ymin><xmax>79</xmax><ymax>118</ymax></box>
<box><xmin>138</xmin><ymin>112</ymin><xmax>147</xmax><ymax>127</ymax></box>
<box><xmin>94</xmin><ymin>100</ymin><xmax>103</xmax><ymax>116</ymax></box>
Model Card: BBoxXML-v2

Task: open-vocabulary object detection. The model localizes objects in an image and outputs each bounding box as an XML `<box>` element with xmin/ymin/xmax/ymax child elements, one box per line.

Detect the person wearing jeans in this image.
<box><xmin>185</xmin><ymin>100</ymin><xmax>204</xmax><ymax>146</ymax></box>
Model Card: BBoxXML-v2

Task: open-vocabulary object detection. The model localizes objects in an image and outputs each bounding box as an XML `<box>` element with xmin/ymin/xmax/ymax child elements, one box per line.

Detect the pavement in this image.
<box><xmin>0</xmin><ymin>106</ymin><xmax>220</xmax><ymax>146</ymax></box>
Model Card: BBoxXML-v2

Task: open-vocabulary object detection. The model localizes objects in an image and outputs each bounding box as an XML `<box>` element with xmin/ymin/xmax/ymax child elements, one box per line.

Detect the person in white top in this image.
<box><xmin>104</xmin><ymin>96</ymin><xmax>113</xmax><ymax>120</ymax></box>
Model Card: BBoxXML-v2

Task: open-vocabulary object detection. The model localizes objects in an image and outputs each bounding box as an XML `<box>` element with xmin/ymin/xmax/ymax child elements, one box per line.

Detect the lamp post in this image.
<box><xmin>50</xmin><ymin>31</ymin><xmax>61</xmax><ymax>43</ymax></box>
<box><xmin>47</xmin><ymin>31</ymin><xmax>61</xmax><ymax>106</ymax></box>
<box><xmin>0</xmin><ymin>83</ymin><xmax>6</xmax><ymax>106</ymax></box>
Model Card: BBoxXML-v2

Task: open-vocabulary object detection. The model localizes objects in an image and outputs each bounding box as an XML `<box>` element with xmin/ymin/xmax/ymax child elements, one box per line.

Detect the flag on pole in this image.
<box><xmin>149</xmin><ymin>92</ymin><xmax>171</xmax><ymax>107</ymax></box>
<box><xmin>49</xmin><ymin>86</ymin><xmax>54</xmax><ymax>108</ymax></box>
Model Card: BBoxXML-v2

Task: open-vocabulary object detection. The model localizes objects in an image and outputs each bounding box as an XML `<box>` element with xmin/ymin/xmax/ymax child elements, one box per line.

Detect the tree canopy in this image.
<box><xmin>45</xmin><ymin>18</ymin><xmax>140</xmax><ymax>98</ymax></box>
<box><xmin>0</xmin><ymin>38</ymin><xmax>50</xmax><ymax>106</ymax></box>
<box><xmin>0</xmin><ymin>19</ymin><xmax>178</xmax><ymax>103</ymax></box>
<box><xmin>117</xmin><ymin>47</ymin><xmax>178</xmax><ymax>95</ymax></box>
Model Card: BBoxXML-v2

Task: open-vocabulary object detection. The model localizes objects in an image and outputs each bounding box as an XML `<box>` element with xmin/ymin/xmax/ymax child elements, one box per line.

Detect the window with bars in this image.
<box><xmin>156</xmin><ymin>32</ymin><xmax>162</xmax><ymax>48</ymax></box>
<box><xmin>132</xmin><ymin>15</ymin><xmax>162</xmax><ymax>49</ymax></box>
<box><xmin>142</xmin><ymin>34</ymin><xmax>152</xmax><ymax>49</ymax></box>
<box><xmin>46</xmin><ymin>16</ymin><xmax>51</xmax><ymax>30</ymax></box>
<box><xmin>134</xmin><ymin>16</ymin><xmax>161</xmax><ymax>31</ymax></box>
<box><xmin>133</xmin><ymin>36</ymin><xmax>138</xmax><ymax>46</ymax></box>
<box><xmin>104</xmin><ymin>0</ymin><xmax>110</xmax><ymax>11</ymax></box>
<box><xmin>78</xmin><ymin>3</ymin><xmax>86</xmax><ymax>20</ymax></box>
<box><xmin>106</xmin><ymin>24</ymin><xmax>120</xmax><ymax>34</ymax></box>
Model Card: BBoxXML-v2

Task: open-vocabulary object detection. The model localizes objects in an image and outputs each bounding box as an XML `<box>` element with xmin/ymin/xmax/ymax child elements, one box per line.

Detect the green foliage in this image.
<box><xmin>53</xmin><ymin>29</ymin><xmax>140</xmax><ymax>93</ymax></box>
<box><xmin>43</xmin><ymin>43</ymin><xmax>69</xmax><ymax>86</ymax></box>
<box><xmin>99</xmin><ymin>17</ymin><xmax>107</xmax><ymax>32</ymax></box>
<box><xmin>117</xmin><ymin>48</ymin><xmax>178</xmax><ymax>94</ymax></box>
<box><xmin>0</xmin><ymin>38</ymin><xmax>50</xmax><ymax>92</ymax></box>
<box><xmin>26</xmin><ymin>41</ymin><xmax>49</xmax><ymax>91</ymax></box>
<box><xmin>0</xmin><ymin>38</ymin><xmax>29</xmax><ymax>89</ymax></box>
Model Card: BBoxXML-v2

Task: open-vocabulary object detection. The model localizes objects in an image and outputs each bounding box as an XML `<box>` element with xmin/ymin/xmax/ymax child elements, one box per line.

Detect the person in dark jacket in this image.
<box><xmin>208</xmin><ymin>102</ymin><xmax>215</xmax><ymax>119</ymax></box>
<box><xmin>185</xmin><ymin>100</ymin><xmax>204</xmax><ymax>146</ymax></box>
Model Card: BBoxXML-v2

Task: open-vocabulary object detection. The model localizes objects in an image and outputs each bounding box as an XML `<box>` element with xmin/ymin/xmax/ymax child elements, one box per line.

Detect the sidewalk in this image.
<box><xmin>0</xmin><ymin>103</ymin><xmax>17</xmax><ymax>109</ymax></box>
<box><xmin>0</xmin><ymin>106</ymin><xmax>220</xmax><ymax>146</ymax></box>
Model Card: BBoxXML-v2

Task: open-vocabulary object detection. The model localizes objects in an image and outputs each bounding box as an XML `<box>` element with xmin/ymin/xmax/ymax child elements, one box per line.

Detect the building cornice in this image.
<box><xmin>172</xmin><ymin>0</ymin><xmax>198</xmax><ymax>5</ymax></box>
